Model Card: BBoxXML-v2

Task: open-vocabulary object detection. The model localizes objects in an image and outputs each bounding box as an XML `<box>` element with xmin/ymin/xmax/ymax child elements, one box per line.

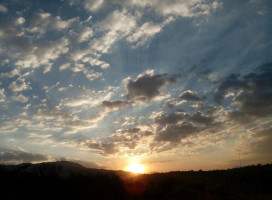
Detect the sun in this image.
<box><xmin>125</xmin><ymin>161</ymin><xmax>145</xmax><ymax>174</ymax></box>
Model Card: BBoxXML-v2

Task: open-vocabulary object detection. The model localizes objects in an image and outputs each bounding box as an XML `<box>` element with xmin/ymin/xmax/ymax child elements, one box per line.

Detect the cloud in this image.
<box><xmin>235</xmin><ymin>129</ymin><xmax>272</xmax><ymax>164</ymax></box>
<box><xmin>247</xmin><ymin>135</ymin><xmax>272</xmax><ymax>162</ymax></box>
<box><xmin>197</xmin><ymin>69</ymin><xmax>219</xmax><ymax>83</ymax></box>
<box><xmin>125</xmin><ymin>70</ymin><xmax>178</xmax><ymax>102</ymax></box>
<box><xmin>0</xmin><ymin>88</ymin><xmax>6</xmax><ymax>102</ymax></box>
<box><xmin>27</xmin><ymin>12</ymin><xmax>77</xmax><ymax>35</ymax></box>
<box><xmin>161</xmin><ymin>98</ymin><xmax>186</xmax><ymax>109</ymax></box>
<box><xmin>127</xmin><ymin>21</ymin><xmax>163</xmax><ymax>47</ymax></box>
<box><xmin>43</xmin><ymin>64</ymin><xmax>52</xmax><ymax>74</ymax></box>
<box><xmin>254</xmin><ymin>127</ymin><xmax>272</xmax><ymax>138</ymax></box>
<box><xmin>81</xmin><ymin>140</ymin><xmax>118</xmax><ymax>156</ymax></box>
<box><xmin>78</xmin><ymin>0</ymin><xmax>220</xmax><ymax>18</ymax></box>
<box><xmin>81</xmin><ymin>126</ymin><xmax>153</xmax><ymax>155</ymax></box>
<box><xmin>0</xmin><ymin>13</ymin><xmax>73</xmax><ymax>72</ymax></box>
<box><xmin>102</xmin><ymin>100</ymin><xmax>134</xmax><ymax>110</ymax></box>
<box><xmin>215</xmin><ymin>63</ymin><xmax>272</xmax><ymax>123</ymax></box>
<box><xmin>70</xmin><ymin>0</ymin><xmax>214</xmax><ymax>53</ymax></box>
<box><xmin>67</xmin><ymin>0</ymin><xmax>220</xmax><ymax>59</ymax></box>
<box><xmin>84</xmin><ymin>0</ymin><xmax>105</xmax><ymax>12</ymax></box>
<box><xmin>78</xmin><ymin>26</ymin><xmax>94</xmax><ymax>43</ymax></box>
<box><xmin>81</xmin><ymin>56</ymin><xmax>110</xmax><ymax>69</ymax></box>
<box><xmin>63</xmin><ymin>98</ymin><xmax>91</xmax><ymax>107</ymax></box>
<box><xmin>91</xmin><ymin>10</ymin><xmax>137</xmax><ymax>54</ymax></box>
<box><xmin>59</xmin><ymin>63</ymin><xmax>102</xmax><ymax>81</ymax></box>
<box><xmin>125</xmin><ymin>127</ymin><xmax>141</xmax><ymax>133</ymax></box>
<box><xmin>0</xmin><ymin>149</ymin><xmax>52</xmax><ymax>164</ymax></box>
<box><xmin>214</xmin><ymin>73</ymin><xmax>244</xmax><ymax>104</ymax></box>
<box><xmin>0</xmin><ymin>4</ymin><xmax>7</xmax><ymax>12</ymax></box>
<box><xmin>127</xmin><ymin>0</ymin><xmax>221</xmax><ymax>18</ymax></box>
<box><xmin>155</xmin><ymin>122</ymin><xmax>199</xmax><ymax>142</ymax></box>
<box><xmin>98</xmin><ymin>10</ymin><xmax>136</xmax><ymax>35</ymax></box>
<box><xmin>0</xmin><ymin>16</ymin><xmax>28</xmax><ymax>50</ymax></box>
<box><xmin>15</xmin><ymin>37</ymin><xmax>69</xmax><ymax>68</ymax></box>
<box><xmin>9</xmin><ymin>78</ymin><xmax>31</xmax><ymax>92</ymax></box>
<box><xmin>12</xmin><ymin>93</ymin><xmax>29</xmax><ymax>103</ymax></box>
<box><xmin>0</xmin><ymin>68</ymin><xmax>20</xmax><ymax>78</ymax></box>
<box><xmin>152</xmin><ymin>107</ymin><xmax>221</xmax><ymax>147</ymax></box>
<box><xmin>179</xmin><ymin>90</ymin><xmax>204</xmax><ymax>102</ymax></box>
<box><xmin>60</xmin><ymin>86</ymin><xmax>114</xmax><ymax>108</ymax></box>
<box><xmin>154</xmin><ymin>111</ymin><xmax>186</xmax><ymax>126</ymax></box>
<box><xmin>155</xmin><ymin>0</ymin><xmax>217</xmax><ymax>17</ymax></box>
<box><xmin>189</xmin><ymin>111</ymin><xmax>214</xmax><ymax>125</ymax></box>
<box><xmin>32</xmin><ymin>105</ymin><xmax>97</xmax><ymax>134</ymax></box>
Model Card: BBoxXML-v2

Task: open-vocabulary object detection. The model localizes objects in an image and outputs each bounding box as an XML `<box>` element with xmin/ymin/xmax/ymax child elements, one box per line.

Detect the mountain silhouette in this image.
<box><xmin>1</xmin><ymin>161</ymin><xmax>271</xmax><ymax>200</ymax></box>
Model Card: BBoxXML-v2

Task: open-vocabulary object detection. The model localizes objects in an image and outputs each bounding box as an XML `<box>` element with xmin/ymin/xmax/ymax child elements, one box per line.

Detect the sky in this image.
<box><xmin>0</xmin><ymin>0</ymin><xmax>271</xmax><ymax>172</ymax></box>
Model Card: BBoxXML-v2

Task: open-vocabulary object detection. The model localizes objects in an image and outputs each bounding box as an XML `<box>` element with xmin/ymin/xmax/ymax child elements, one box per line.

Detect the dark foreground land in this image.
<box><xmin>0</xmin><ymin>162</ymin><xmax>271</xmax><ymax>200</ymax></box>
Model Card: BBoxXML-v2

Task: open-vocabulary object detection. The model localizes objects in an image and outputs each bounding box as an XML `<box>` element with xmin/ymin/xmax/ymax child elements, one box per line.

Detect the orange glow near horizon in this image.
<box><xmin>125</xmin><ymin>159</ymin><xmax>146</xmax><ymax>174</ymax></box>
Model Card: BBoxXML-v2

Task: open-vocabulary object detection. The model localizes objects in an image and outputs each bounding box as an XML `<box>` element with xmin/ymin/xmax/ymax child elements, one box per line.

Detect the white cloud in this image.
<box><xmin>58</xmin><ymin>84</ymin><xmax>73</xmax><ymax>92</ymax></box>
<box><xmin>12</xmin><ymin>93</ymin><xmax>29</xmax><ymax>103</ymax></box>
<box><xmin>67</xmin><ymin>0</ymin><xmax>221</xmax><ymax>52</ymax></box>
<box><xmin>127</xmin><ymin>22</ymin><xmax>162</xmax><ymax>47</ymax></box>
<box><xmin>9</xmin><ymin>78</ymin><xmax>31</xmax><ymax>92</ymax></box>
<box><xmin>43</xmin><ymin>64</ymin><xmax>52</xmax><ymax>74</ymax></box>
<box><xmin>27</xmin><ymin>12</ymin><xmax>77</xmax><ymax>35</ymax></box>
<box><xmin>98</xmin><ymin>10</ymin><xmax>136</xmax><ymax>35</ymax></box>
<box><xmin>0</xmin><ymin>4</ymin><xmax>7</xmax><ymax>13</ymax></box>
<box><xmin>84</xmin><ymin>0</ymin><xmax>104</xmax><ymax>11</ymax></box>
<box><xmin>61</xmin><ymin>86</ymin><xmax>114</xmax><ymax>108</ymax></box>
<box><xmin>15</xmin><ymin>17</ymin><xmax>25</xmax><ymax>25</ymax></box>
<box><xmin>0</xmin><ymin>68</ymin><xmax>20</xmax><ymax>78</ymax></box>
<box><xmin>60</xmin><ymin>63</ymin><xmax>102</xmax><ymax>81</ymax></box>
<box><xmin>78</xmin><ymin>27</ymin><xmax>94</xmax><ymax>43</ymax></box>
<box><xmin>64</xmin><ymin>98</ymin><xmax>91</xmax><ymax>107</ymax></box>
<box><xmin>31</xmin><ymin>105</ymin><xmax>98</xmax><ymax>134</ymax></box>
<box><xmin>59</xmin><ymin>63</ymin><xmax>71</xmax><ymax>71</ymax></box>
<box><xmin>82</xmin><ymin>56</ymin><xmax>110</xmax><ymax>69</ymax></box>
<box><xmin>91</xmin><ymin>10</ymin><xmax>137</xmax><ymax>53</ymax></box>
<box><xmin>15</xmin><ymin>37</ymin><xmax>69</xmax><ymax>68</ymax></box>
<box><xmin>0</xmin><ymin>88</ymin><xmax>6</xmax><ymax>102</ymax></box>
<box><xmin>126</xmin><ymin>0</ymin><xmax>218</xmax><ymax>17</ymax></box>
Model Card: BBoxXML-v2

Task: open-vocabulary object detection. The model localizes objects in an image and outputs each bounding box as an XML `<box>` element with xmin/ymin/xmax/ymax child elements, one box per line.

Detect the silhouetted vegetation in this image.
<box><xmin>0</xmin><ymin>162</ymin><xmax>271</xmax><ymax>199</ymax></box>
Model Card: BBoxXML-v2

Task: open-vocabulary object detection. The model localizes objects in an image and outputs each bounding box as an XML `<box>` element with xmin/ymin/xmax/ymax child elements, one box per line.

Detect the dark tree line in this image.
<box><xmin>0</xmin><ymin>162</ymin><xmax>271</xmax><ymax>200</ymax></box>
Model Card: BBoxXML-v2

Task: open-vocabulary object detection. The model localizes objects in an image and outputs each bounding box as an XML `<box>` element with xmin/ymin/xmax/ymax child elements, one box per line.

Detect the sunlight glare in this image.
<box><xmin>126</xmin><ymin>161</ymin><xmax>145</xmax><ymax>174</ymax></box>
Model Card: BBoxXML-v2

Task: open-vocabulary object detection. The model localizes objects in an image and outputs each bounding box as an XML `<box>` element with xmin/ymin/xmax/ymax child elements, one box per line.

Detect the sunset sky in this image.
<box><xmin>0</xmin><ymin>0</ymin><xmax>271</xmax><ymax>172</ymax></box>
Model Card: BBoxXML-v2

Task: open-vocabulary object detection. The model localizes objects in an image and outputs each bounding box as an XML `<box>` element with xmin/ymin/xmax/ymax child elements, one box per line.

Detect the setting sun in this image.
<box><xmin>126</xmin><ymin>161</ymin><xmax>145</xmax><ymax>174</ymax></box>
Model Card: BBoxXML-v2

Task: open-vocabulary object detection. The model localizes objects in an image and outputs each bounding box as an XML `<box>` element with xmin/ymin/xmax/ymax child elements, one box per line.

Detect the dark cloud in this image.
<box><xmin>153</xmin><ymin>108</ymin><xmax>220</xmax><ymax>145</ymax></box>
<box><xmin>100</xmin><ymin>71</ymin><xmax>178</xmax><ymax>110</ymax></box>
<box><xmin>125</xmin><ymin>127</ymin><xmax>140</xmax><ymax>133</ymax></box>
<box><xmin>125</xmin><ymin>72</ymin><xmax>178</xmax><ymax>101</ymax></box>
<box><xmin>179</xmin><ymin>90</ymin><xmax>205</xmax><ymax>102</ymax></box>
<box><xmin>189</xmin><ymin>111</ymin><xmax>214</xmax><ymax>125</ymax></box>
<box><xmin>197</xmin><ymin>68</ymin><xmax>219</xmax><ymax>83</ymax></box>
<box><xmin>155</xmin><ymin>110</ymin><xmax>215</xmax><ymax>127</ymax></box>
<box><xmin>256</xmin><ymin>127</ymin><xmax>272</xmax><ymax>137</ymax></box>
<box><xmin>249</xmin><ymin>127</ymin><xmax>272</xmax><ymax>138</ymax></box>
<box><xmin>102</xmin><ymin>100</ymin><xmax>134</xmax><ymax>109</ymax></box>
<box><xmin>214</xmin><ymin>73</ymin><xmax>245</xmax><ymax>103</ymax></box>
<box><xmin>215</xmin><ymin>63</ymin><xmax>272</xmax><ymax>123</ymax></box>
<box><xmin>0</xmin><ymin>149</ymin><xmax>51</xmax><ymax>164</ymax></box>
<box><xmin>242</xmin><ymin>134</ymin><xmax>272</xmax><ymax>163</ymax></box>
<box><xmin>111</xmin><ymin>128</ymin><xmax>153</xmax><ymax>150</ymax></box>
<box><xmin>155</xmin><ymin>122</ymin><xmax>198</xmax><ymax>142</ymax></box>
<box><xmin>82</xmin><ymin>127</ymin><xmax>153</xmax><ymax>155</ymax></box>
<box><xmin>154</xmin><ymin>111</ymin><xmax>187</xmax><ymax>126</ymax></box>
<box><xmin>85</xmin><ymin>141</ymin><xmax>118</xmax><ymax>156</ymax></box>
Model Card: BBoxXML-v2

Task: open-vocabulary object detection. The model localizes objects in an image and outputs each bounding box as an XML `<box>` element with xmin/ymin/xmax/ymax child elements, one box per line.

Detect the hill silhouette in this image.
<box><xmin>0</xmin><ymin>161</ymin><xmax>271</xmax><ymax>199</ymax></box>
